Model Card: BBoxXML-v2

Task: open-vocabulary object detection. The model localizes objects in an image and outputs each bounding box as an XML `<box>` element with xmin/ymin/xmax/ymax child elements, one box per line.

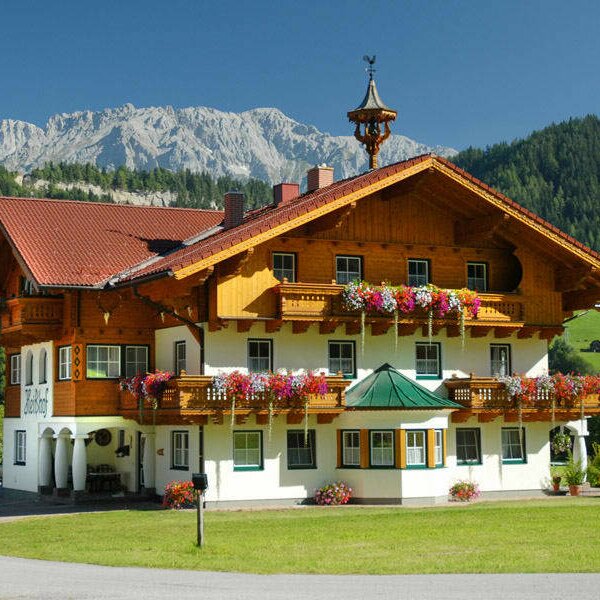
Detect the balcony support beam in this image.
<box><xmin>469</xmin><ymin>326</ymin><xmax>493</xmax><ymax>338</ymax></box>
<box><xmin>292</xmin><ymin>321</ymin><xmax>313</xmax><ymax>334</ymax></box>
<box><xmin>493</xmin><ymin>327</ymin><xmax>514</xmax><ymax>338</ymax></box>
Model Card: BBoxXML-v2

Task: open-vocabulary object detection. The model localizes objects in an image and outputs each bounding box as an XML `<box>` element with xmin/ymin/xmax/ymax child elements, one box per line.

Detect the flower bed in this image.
<box><xmin>162</xmin><ymin>480</ymin><xmax>196</xmax><ymax>509</ymax></box>
<box><xmin>449</xmin><ymin>480</ymin><xmax>480</xmax><ymax>502</ymax></box>
<box><xmin>314</xmin><ymin>482</ymin><xmax>352</xmax><ymax>505</ymax></box>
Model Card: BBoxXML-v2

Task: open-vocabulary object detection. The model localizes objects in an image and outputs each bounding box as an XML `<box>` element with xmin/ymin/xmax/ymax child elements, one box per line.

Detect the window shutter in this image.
<box><xmin>395</xmin><ymin>429</ymin><xmax>406</xmax><ymax>469</ymax></box>
<box><xmin>427</xmin><ymin>429</ymin><xmax>436</xmax><ymax>468</ymax></box>
<box><xmin>359</xmin><ymin>429</ymin><xmax>369</xmax><ymax>469</ymax></box>
<box><xmin>336</xmin><ymin>430</ymin><xmax>342</xmax><ymax>468</ymax></box>
<box><xmin>442</xmin><ymin>429</ymin><xmax>447</xmax><ymax>465</ymax></box>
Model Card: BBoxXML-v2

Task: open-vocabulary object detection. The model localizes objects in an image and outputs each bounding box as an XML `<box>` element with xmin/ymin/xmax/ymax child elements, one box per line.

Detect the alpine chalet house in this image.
<box><xmin>2</xmin><ymin>76</ymin><xmax>600</xmax><ymax>505</ymax></box>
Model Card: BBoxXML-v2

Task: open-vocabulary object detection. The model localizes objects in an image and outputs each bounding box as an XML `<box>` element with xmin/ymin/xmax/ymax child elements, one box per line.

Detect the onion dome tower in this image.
<box><xmin>347</xmin><ymin>56</ymin><xmax>397</xmax><ymax>170</ymax></box>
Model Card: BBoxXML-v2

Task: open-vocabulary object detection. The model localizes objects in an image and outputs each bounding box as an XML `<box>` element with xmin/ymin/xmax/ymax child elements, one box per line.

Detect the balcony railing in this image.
<box><xmin>119</xmin><ymin>374</ymin><xmax>351</xmax><ymax>415</ymax></box>
<box><xmin>0</xmin><ymin>296</ymin><xmax>64</xmax><ymax>344</ymax></box>
<box><xmin>276</xmin><ymin>282</ymin><xmax>524</xmax><ymax>325</ymax></box>
<box><xmin>444</xmin><ymin>375</ymin><xmax>600</xmax><ymax>413</ymax></box>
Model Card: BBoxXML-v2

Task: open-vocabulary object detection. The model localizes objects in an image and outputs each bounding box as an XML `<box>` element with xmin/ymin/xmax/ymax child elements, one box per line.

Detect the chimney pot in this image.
<box><xmin>223</xmin><ymin>191</ymin><xmax>245</xmax><ymax>229</ymax></box>
<box><xmin>306</xmin><ymin>164</ymin><xmax>334</xmax><ymax>193</ymax></box>
<box><xmin>273</xmin><ymin>182</ymin><xmax>300</xmax><ymax>206</ymax></box>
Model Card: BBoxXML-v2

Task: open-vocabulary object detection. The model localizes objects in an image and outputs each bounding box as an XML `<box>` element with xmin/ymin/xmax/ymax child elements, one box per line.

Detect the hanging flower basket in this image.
<box><xmin>552</xmin><ymin>433</ymin><xmax>572</xmax><ymax>454</ymax></box>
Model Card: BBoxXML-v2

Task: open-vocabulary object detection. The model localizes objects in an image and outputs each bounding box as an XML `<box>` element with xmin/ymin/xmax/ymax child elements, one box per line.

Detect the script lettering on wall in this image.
<box><xmin>23</xmin><ymin>387</ymin><xmax>49</xmax><ymax>418</ymax></box>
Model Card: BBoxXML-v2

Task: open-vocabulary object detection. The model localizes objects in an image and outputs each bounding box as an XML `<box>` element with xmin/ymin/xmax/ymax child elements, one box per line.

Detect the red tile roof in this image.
<box><xmin>0</xmin><ymin>197</ymin><xmax>223</xmax><ymax>287</ymax></box>
<box><xmin>2</xmin><ymin>153</ymin><xmax>598</xmax><ymax>289</ymax></box>
<box><xmin>128</xmin><ymin>153</ymin><xmax>600</xmax><ymax>280</ymax></box>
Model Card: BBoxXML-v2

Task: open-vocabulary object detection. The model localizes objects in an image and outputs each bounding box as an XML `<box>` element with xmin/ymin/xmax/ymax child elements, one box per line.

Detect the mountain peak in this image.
<box><xmin>0</xmin><ymin>104</ymin><xmax>456</xmax><ymax>183</ymax></box>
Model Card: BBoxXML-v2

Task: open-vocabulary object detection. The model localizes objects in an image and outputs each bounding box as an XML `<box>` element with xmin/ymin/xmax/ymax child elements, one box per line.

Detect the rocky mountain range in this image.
<box><xmin>0</xmin><ymin>104</ymin><xmax>456</xmax><ymax>184</ymax></box>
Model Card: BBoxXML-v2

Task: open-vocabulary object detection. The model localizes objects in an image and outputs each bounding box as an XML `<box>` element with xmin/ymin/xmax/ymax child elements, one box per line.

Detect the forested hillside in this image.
<box><xmin>453</xmin><ymin>115</ymin><xmax>600</xmax><ymax>251</ymax></box>
<box><xmin>0</xmin><ymin>163</ymin><xmax>273</xmax><ymax>210</ymax></box>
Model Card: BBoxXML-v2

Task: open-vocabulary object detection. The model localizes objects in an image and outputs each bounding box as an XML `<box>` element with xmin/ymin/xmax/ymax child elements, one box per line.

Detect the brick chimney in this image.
<box><xmin>223</xmin><ymin>191</ymin><xmax>245</xmax><ymax>229</ymax></box>
<box><xmin>273</xmin><ymin>182</ymin><xmax>300</xmax><ymax>206</ymax></box>
<box><xmin>306</xmin><ymin>164</ymin><xmax>334</xmax><ymax>193</ymax></box>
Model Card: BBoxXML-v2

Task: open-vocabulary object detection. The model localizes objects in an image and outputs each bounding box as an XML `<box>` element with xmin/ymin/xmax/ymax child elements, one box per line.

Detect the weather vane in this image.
<box><xmin>363</xmin><ymin>55</ymin><xmax>376</xmax><ymax>80</ymax></box>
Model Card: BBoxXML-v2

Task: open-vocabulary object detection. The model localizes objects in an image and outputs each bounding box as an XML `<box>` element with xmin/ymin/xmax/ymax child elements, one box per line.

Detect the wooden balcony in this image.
<box><xmin>445</xmin><ymin>375</ymin><xmax>600</xmax><ymax>422</ymax></box>
<box><xmin>275</xmin><ymin>282</ymin><xmax>525</xmax><ymax>334</ymax></box>
<box><xmin>119</xmin><ymin>374</ymin><xmax>351</xmax><ymax>425</ymax></box>
<box><xmin>0</xmin><ymin>296</ymin><xmax>64</xmax><ymax>345</ymax></box>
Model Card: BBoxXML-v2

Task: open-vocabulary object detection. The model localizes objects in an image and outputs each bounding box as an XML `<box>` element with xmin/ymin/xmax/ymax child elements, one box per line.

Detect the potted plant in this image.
<box><xmin>563</xmin><ymin>452</ymin><xmax>585</xmax><ymax>496</ymax></box>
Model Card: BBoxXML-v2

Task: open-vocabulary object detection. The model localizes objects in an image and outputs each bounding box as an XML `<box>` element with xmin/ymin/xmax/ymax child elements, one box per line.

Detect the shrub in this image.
<box><xmin>449</xmin><ymin>480</ymin><xmax>480</xmax><ymax>502</ymax></box>
<box><xmin>587</xmin><ymin>442</ymin><xmax>600</xmax><ymax>487</ymax></box>
<box><xmin>563</xmin><ymin>452</ymin><xmax>585</xmax><ymax>486</ymax></box>
<box><xmin>314</xmin><ymin>482</ymin><xmax>352</xmax><ymax>505</ymax></box>
<box><xmin>162</xmin><ymin>480</ymin><xmax>197</xmax><ymax>509</ymax></box>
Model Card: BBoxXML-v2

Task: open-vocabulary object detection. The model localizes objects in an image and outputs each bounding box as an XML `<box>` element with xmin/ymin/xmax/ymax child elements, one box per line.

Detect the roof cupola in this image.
<box><xmin>347</xmin><ymin>55</ymin><xmax>397</xmax><ymax>170</ymax></box>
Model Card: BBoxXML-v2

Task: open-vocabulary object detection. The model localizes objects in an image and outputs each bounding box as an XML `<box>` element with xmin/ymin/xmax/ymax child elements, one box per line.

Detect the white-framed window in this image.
<box><xmin>467</xmin><ymin>262</ymin><xmax>488</xmax><ymax>291</ymax></box>
<box><xmin>171</xmin><ymin>430</ymin><xmax>189</xmax><ymax>470</ymax></box>
<box><xmin>175</xmin><ymin>341</ymin><xmax>186</xmax><ymax>375</ymax></box>
<box><xmin>38</xmin><ymin>349</ymin><xmax>47</xmax><ymax>384</ymax></box>
<box><xmin>247</xmin><ymin>339</ymin><xmax>272</xmax><ymax>372</ymax></box>
<box><xmin>14</xmin><ymin>430</ymin><xmax>26</xmax><ymax>465</ymax></box>
<box><xmin>287</xmin><ymin>430</ymin><xmax>316</xmax><ymax>469</ymax></box>
<box><xmin>434</xmin><ymin>430</ymin><xmax>443</xmax><ymax>466</ymax></box>
<box><xmin>233</xmin><ymin>431</ymin><xmax>263</xmax><ymax>470</ymax></box>
<box><xmin>415</xmin><ymin>343</ymin><xmax>441</xmax><ymax>378</ymax></box>
<box><xmin>490</xmin><ymin>344</ymin><xmax>511</xmax><ymax>378</ymax></box>
<box><xmin>335</xmin><ymin>255</ymin><xmax>362</xmax><ymax>285</ymax></box>
<box><xmin>125</xmin><ymin>345</ymin><xmax>148</xmax><ymax>378</ymax></box>
<box><xmin>25</xmin><ymin>351</ymin><xmax>33</xmax><ymax>386</ymax></box>
<box><xmin>273</xmin><ymin>252</ymin><xmax>296</xmax><ymax>282</ymax></box>
<box><xmin>370</xmin><ymin>430</ymin><xmax>394</xmax><ymax>467</ymax></box>
<box><xmin>10</xmin><ymin>354</ymin><xmax>21</xmax><ymax>385</ymax></box>
<box><xmin>502</xmin><ymin>428</ymin><xmax>526</xmax><ymax>463</ymax></box>
<box><xmin>342</xmin><ymin>430</ymin><xmax>360</xmax><ymax>467</ymax></box>
<box><xmin>407</xmin><ymin>259</ymin><xmax>429</xmax><ymax>287</ymax></box>
<box><xmin>456</xmin><ymin>428</ymin><xmax>482</xmax><ymax>465</ymax></box>
<box><xmin>58</xmin><ymin>346</ymin><xmax>71</xmax><ymax>381</ymax></box>
<box><xmin>406</xmin><ymin>430</ymin><xmax>426</xmax><ymax>467</ymax></box>
<box><xmin>328</xmin><ymin>341</ymin><xmax>356</xmax><ymax>378</ymax></box>
<box><xmin>86</xmin><ymin>345</ymin><xmax>121</xmax><ymax>379</ymax></box>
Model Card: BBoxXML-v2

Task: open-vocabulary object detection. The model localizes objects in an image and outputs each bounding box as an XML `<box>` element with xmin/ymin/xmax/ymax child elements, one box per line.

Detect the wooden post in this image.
<box><xmin>197</xmin><ymin>492</ymin><xmax>204</xmax><ymax>547</ymax></box>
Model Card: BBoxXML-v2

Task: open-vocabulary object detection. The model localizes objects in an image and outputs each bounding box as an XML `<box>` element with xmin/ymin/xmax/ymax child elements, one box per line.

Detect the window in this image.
<box><xmin>490</xmin><ymin>344</ymin><xmax>511</xmax><ymax>377</ymax></box>
<box><xmin>456</xmin><ymin>428</ymin><xmax>482</xmax><ymax>465</ymax></box>
<box><xmin>287</xmin><ymin>430</ymin><xmax>316</xmax><ymax>469</ymax></box>
<box><xmin>467</xmin><ymin>262</ymin><xmax>488</xmax><ymax>291</ymax></box>
<box><xmin>10</xmin><ymin>354</ymin><xmax>21</xmax><ymax>385</ymax></box>
<box><xmin>406</xmin><ymin>430</ymin><xmax>426</xmax><ymax>467</ymax></box>
<box><xmin>20</xmin><ymin>277</ymin><xmax>35</xmax><ymax>296</ymax></box>
<box><xmin>247</xmin><ymin>339</ymin><xmax>272</xmax><ymax>372</ymax></box>
<box><xmin>370</xmin><ymin>431</ymin><xmax>394</xmax><ymax>467</ymax></box>
<box><xmin>175</xmin><ymin>341</ymin><xmax>186</xmax><ymax>375</ymax></box>
<box><xmin>25</xmin><ymin>351</ymin><xmax>33</xmax><ymax>386</ymax></box>
<box><xmin>342</xmin><ymin>430</ymin><xmax>360</xmax><ymax>467</ymax></box>
<box><xmin>415</xmin><ymin>343</ymin><xmax>441</xmax><ymax>378</ymax></box>
<box><xmin>407</xmin><ymin>259</ymin><xmax>429</xmax><ymax>287</ymax></box>
<box><xmin>233</xmin><ymin>431</ymin><xmax>263</xmax><ymax>470</ymax></box>
<box><xmin>125</xmin><ymin>345</ymin><xmax>148</xmax><ymax>378</ymax></box>
<box><xmin>14</xmin><ymin>430</ymin><xmax>26</xmax><ymax>465</ymax></box>
<box><xmin>502</xmin><ymin>427</ymin><xmax>526</xmax><ymax>463</ymax></box>
<box><xmin>335</xmin><ymin>255</ymin><xmax>362</xmax><ymax>285</ymax></box>
<box><xmin>434</xmin><ymin>430</ymin><xmax>444</xmax><ymax>466</ymax></box>
<box><xmin>86</xmin><ymin>345</ymin><xmax>121</xmax><ymax>379</ymax></box>
<box><xmin>273</xmin><ymin>252</ymin><xmax>296</xmax><ymax>282</ymax></box>
<box><xmin>171</xmin><ymin>431</ymin><xmax>189</xmax><ymax>470</ymax></box>
<box><xmin>38</xmin><ymin>349</ymin><xmax>47</xmax><ymax>384</ymax></box>
<box><xmin>58</xmin><ymin>346</ymin><xmax>71</xmax><ymax>381</ymax></box>
<box><xmin>328</xmin><ymin>341</ymin><xmax>356</xmax><ymax>378</ymax></box>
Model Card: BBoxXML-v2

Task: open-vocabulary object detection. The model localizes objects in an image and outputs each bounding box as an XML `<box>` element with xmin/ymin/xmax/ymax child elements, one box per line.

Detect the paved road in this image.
<box><xmin>0</xmin><ymin>557</ymin><xmax>599</xmax><ymax>600</ymax></box>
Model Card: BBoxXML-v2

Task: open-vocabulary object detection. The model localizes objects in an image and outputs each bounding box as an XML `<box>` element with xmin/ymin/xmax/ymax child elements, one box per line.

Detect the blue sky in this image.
<box><xmin>1</xmin><ymin>0</ymin><xmax>598</xmax><ymax>150</ymax></box>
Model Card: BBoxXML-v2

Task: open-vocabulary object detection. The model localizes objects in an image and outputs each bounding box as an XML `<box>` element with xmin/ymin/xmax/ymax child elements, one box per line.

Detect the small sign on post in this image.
<box><xmin>191</xmin><ymin>473</ymin><xmax>209</xmax><ymax>547</ymax></box>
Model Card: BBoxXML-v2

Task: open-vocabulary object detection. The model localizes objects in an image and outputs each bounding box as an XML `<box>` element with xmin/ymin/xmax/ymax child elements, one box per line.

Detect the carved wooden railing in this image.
<box><xmin>120</xmin><ymin>374</ymin><xmax>351</xmax><ymax>413</ymax></box>
<box><xmin>276</xmin><ymin>282</ymin><xmax>524</xmax><ymax>324</ymax></box>
<box><xmin>444</xmin><ymin>375</ymin><xmax>600</xmax><ymax>412</ymax></box>
<box><xmin>0</xmin><ymin>296</ymin><xmax>64</xmax><ymax>330</ymax></box>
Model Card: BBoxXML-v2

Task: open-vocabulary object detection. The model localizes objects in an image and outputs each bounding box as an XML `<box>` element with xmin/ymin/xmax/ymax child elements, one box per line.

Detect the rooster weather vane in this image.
<box><xmin>347</xmin><ymin>55</ymin><xmax>397</xmax><ymax>170</ymax></box>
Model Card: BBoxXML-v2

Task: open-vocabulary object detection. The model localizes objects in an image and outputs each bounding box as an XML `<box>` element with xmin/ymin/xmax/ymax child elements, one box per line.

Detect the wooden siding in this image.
<box><xmin>4</xmin><ymin>386</ymin><xmax>20</xmax><ymax>418</ymax></box>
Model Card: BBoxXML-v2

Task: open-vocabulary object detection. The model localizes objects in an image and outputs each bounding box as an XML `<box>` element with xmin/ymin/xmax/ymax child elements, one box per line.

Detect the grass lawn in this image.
<box><xmin>1</xmin><ymin>499</ymin><xmax>599</xmax><ymax>574</ymax></box>
<box><xmin>564</xmin><ymin>310</ymin><xmax>600</xmax><ymax>371</ymax></box>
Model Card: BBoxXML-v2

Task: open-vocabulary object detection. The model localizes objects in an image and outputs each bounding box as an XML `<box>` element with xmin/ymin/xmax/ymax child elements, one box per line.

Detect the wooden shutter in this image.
<box><xmin>360</xmin><ymin>429</ymin><xmax>369</xmax><ymax>469</ymax></box>
<box><xmin>395</xmin><ymin>428</ymin><xmax>406</xmax><ymax>469</ymax></box>
<box><xmin>427</xmin><ymin>429</ymin><xmax>436</xmax><ymax>468</ymax></box>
